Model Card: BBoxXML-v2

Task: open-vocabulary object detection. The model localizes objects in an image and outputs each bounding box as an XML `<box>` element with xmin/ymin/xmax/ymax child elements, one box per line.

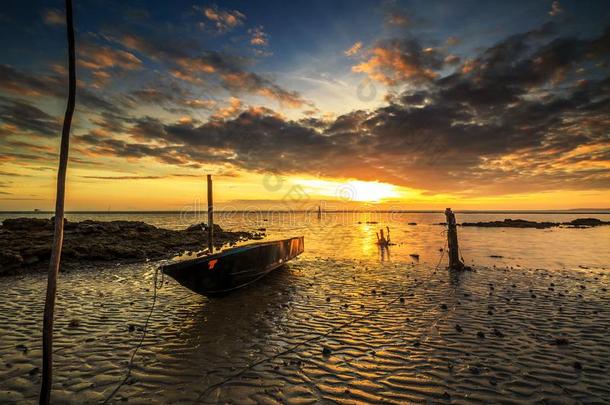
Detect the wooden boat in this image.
<box><xmin>161</xmin><ymin>236</ymin><xmax>304</xmax><ymax>296</ymax></box>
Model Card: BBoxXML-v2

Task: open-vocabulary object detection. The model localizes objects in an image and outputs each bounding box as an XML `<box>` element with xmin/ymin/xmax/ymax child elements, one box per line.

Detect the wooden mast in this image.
<box><xmin>40</xmin><ymin>0</ymin><xmax>76</xmax><ymax>403</ymax></box>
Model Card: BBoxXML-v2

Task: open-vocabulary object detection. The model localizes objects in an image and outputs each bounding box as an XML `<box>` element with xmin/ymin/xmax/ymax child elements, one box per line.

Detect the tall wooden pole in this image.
<box><xmin>207</xmin><ymin>175</ymin><xmax>214</xmax><ymax>252</ymax></box>
<box><xmin>444</xmin><ymin>208</ymin><xmax>464</xmax><ymax>270</ymax></box>
<box><xmin>40</xmin><ymin>0</ymin><xmax>76</xmax><ymax>403</ymax></box>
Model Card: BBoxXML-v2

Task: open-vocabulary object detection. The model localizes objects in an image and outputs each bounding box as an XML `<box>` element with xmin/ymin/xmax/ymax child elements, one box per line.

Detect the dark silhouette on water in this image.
<box><xmin>40</xmin><ymin>0</ymin><xmax>76</xmax><ymax>403</ymax></box>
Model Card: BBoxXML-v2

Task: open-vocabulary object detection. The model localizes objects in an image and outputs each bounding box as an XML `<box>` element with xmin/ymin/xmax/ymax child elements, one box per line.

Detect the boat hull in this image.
<box><xmin>161</xmin><ymin>236</ymin><xmax>304</xmax><ymax>296</ymax></box>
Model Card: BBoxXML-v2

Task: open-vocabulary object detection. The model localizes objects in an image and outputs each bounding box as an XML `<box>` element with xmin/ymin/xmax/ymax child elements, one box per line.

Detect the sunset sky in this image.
<box><xmin>1</xmin><ymin>0</ymin><xmax>609</xmax><ymax>211</ymax></box>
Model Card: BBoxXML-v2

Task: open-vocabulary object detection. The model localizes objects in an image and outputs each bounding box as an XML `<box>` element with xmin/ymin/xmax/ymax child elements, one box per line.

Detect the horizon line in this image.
<box><xmin>1</xmin><ymin>209</ymin><xmax>610</xmax><ymax>214</ymax></box>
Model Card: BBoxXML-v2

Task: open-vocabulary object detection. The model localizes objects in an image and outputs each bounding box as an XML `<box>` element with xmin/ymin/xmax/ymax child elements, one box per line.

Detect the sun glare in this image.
<box><xmin>296</xmin><ymin>179</ymin><xmax>402</xmax><ymax>202</ymax></box>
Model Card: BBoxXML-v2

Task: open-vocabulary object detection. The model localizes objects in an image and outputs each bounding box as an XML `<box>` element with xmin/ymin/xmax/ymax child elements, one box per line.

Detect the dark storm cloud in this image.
<box><xmin>0</xmin><ymin>64</ymin><xmax>122</xmax><ymax>114</ymax></box>
<box><xmin>114</xmin><ymin>32</ymin><xmax>310</xmax><ymax>108</ymax></box>
<box><xmin>10</xmin><ymin>23</ymin><xmax>609</xmax><ymax>196</ymax></box>
<box><xmin>0</xmin><ymin>97</ymin><xmax>60</xmax><ymax>137</ymax></box>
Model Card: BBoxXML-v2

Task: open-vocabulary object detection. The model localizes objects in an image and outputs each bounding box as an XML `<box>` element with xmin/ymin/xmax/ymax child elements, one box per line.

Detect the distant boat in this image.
<box><xmin>162</xmin><ymin>236</ymin><xmax>304</xmax><ymax>296</ymax></box>
<box><xmin>34</xmin><ymin>209</ymin><xmax>41</xmax><ymax>212</ymax></box>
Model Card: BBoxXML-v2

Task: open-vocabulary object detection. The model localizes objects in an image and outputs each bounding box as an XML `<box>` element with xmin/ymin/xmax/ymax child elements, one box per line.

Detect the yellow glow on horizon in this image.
<box><xmin>1</xmin><ymin>159</ymin><xmax>610</xmax><ymax>211</ymax></box>
<box><xmin>295</xmin><ymin>178</ymin><xmax>404</xmax><ymax>202</ymax></box>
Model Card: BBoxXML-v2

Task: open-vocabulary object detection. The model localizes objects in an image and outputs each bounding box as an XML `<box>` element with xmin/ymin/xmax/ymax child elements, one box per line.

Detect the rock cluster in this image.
<box><xmin>0</xmin><ymin>217</ymin><xmax>262</xmax><ymax>275</ymax></box>
<box><xmin>460</xmin><ymin>218</ymin><xmax>609</xmax><ymax>229</ymax></box>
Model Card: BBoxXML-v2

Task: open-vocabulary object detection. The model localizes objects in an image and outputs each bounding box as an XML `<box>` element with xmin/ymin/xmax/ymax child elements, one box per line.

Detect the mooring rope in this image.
<box><xmin>102</xmin><ymin>266</ymin><xmax>164</xmax><ymax>404</ymax></box>
<box><xmin>192</xmin><ymin>246</ymin><xmax>450</xmax><ymax>403</ymax></box>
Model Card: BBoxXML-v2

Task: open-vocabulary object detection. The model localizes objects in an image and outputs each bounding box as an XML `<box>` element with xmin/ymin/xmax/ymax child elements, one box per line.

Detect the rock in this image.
<box><xmin>462</xmin><ymin>218</ymin><xmax>557</xmax><ymax>229</ymax></box>
<box><xmin>566</xmin><ymin>218</ymin><xmax>609</xmax><ymax>227</ymax></box>
<box><xmin>1</xmin><ymin>218</ymin><xmax>258</xmax><ymax>274</ymax></box>
<box><xmin>2</xmin><ymin>218</ymin><xmax>52</xmax><ymax>231</ymax></box>
<box><xmin>0</xmin><ymin>251</ymin><xmax>23</xmax><ymax>273</ymax></box>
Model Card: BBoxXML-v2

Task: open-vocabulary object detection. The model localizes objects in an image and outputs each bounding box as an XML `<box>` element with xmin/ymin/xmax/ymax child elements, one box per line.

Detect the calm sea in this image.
<box><xmin>2</xmin><ymin>211</ymin><xmax>609</xmax><ymax>271</ymax></box>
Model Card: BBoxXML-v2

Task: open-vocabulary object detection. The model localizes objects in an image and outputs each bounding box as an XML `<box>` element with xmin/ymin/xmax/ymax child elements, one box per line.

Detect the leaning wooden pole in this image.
<box><xmin>444</xmin><ymin>208</ymin><xmax>464</xmax><ymax>270</ymax></box>
<box><xmin>207</xmin><ymin>174</ymin><xmax>214</xmax><ymax>252</ymax></box>
<box><xmin>40</xmin><ymin>0</ymin><xmax>76</xmax><ymax>403</ymax></box>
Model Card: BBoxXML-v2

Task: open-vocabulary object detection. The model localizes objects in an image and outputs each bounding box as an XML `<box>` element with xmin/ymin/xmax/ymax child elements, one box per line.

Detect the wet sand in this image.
<box><xmin>1</xmin><ymin>256</ymin><xmax>609</xmax><ymax>404</ymax></box>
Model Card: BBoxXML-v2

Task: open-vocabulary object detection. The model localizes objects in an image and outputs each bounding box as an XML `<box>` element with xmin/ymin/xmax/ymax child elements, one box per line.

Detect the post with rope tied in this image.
<box><xmin>444</xmin><ymin>208</ymin><xmax>466</xmax><ymax>270</ymax></box>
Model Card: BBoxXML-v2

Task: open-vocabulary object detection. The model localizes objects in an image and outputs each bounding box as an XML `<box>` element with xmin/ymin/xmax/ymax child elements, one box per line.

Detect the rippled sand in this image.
<box><xmin>1</xmin><ymin>257</ymin><xmax>609</xmax><ymax>404</ymax></box>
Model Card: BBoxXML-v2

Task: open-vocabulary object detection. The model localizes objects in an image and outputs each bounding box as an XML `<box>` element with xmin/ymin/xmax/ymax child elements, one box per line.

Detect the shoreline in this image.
<box><xmin>0</xmin><ymin>217</ymin><xmax>264</xmax><ymax>276</ymax></box>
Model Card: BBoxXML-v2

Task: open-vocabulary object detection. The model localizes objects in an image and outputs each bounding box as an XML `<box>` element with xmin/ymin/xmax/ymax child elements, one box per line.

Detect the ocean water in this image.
<box><xmin>1</xmin><ymin>211</ymin><xmax>609</xmax><ymax>403</ymax></box>
<box><xmin>2</xmin><ymin>211</ymin><xmax>609</xmax><ymax>271</ymax></box>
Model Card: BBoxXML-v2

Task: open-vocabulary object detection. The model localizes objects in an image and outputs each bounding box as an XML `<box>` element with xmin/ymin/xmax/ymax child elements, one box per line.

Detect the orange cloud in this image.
<box><xmin>248</xmin><ymin>26</ymin><xmax>269</xmax><ymax>46</ymax></box>
<box><xmin>345</xmin><ymin>41</ymin><xmax>362</xmax><ymax>57</ymax></box>
<box><xmin>79</xmin><ymin>43</ymin><xmax>142</xmax><ymax>72</ymax></box>
<box><xmin>352</xmin><ymin>46</ymin><xmax>438</xmax><ymax>85</ymax></box>
<box><xmin>202</xmin><ymin>6</ymin><xmax>245</xmax><ymax>32</ymax></box>
<box><xmin>90</xmin><ymin>70</ymin><xmax>111</xmax><ymax>88</ymax></box>
<box><xmin>170</xmin><ymin>69</ymin><xmax>203</xmax><ymax>84</ymax></box>
<box><xmin>211</xmin><ymin>97</ymin><xmax>243</xmax><ymax>120</ymax></box>
<box><xmin>184</xmin><ymin>99</ymin><xmax>217</xmax><ymax>109</ymax></box>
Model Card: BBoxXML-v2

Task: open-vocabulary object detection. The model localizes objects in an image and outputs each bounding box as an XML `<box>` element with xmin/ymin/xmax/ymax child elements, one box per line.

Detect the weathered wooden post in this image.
<box><xmin>207</xmin><ymin>175</ymin><xmax>214</xmax><ymax>252</ymax></box>
<box><xmin>40</xmin><ymin>0</ymin><xmax>75</xmax><ymax>403</ymax></box>
<box><xmin>445</xmin><ymin>208</ymin><xmax>464</xmax><ymax>270</ymax></box>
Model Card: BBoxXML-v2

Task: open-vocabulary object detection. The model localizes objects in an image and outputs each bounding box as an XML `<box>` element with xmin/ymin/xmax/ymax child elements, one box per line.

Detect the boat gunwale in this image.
<box><xmin>160</xmin><ymin>236</ymin><xmax>304</xmax><ymax>272</ymax></box>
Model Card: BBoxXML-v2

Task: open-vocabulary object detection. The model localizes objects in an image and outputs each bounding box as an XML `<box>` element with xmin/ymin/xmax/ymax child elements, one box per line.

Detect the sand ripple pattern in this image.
<box><xmin>1</xmin><ymin>258</ymin><xmax>609</xmax><ymax>404</ymax></box>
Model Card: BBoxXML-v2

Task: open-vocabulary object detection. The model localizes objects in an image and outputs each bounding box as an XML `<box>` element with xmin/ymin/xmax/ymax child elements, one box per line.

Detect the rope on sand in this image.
<box><xmin>102</xmin><ymin>267</ymin><xmax>164</xmax><ymax>404</ymax></box>
<box><xmin>193</xmin><ymin>247</ymin><xmax>449</xmax><ymax>403</ymax></box>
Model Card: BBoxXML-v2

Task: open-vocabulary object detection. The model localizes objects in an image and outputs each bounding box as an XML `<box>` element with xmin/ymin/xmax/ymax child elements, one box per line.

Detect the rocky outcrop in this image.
<box><xmin>0</xmin><ymin>218</ymin><xmax>263</xmax><ymax>275</ymax></box>
<box><xmin>460</xmin><ymin>218</ymin><xmax>610</xmax><ymax>229</ymax></box>
<box><xmin>460</xmin><ymin>219</ymin><xmax>557</xmax><ymax>229</ymax></box>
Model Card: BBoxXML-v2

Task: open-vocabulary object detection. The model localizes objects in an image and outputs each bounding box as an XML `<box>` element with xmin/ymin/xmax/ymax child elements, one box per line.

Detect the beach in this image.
<box><xmin>1</xmin><ymin>212</ymin><xmax>609</xmax><ymax>403</ymax></box>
